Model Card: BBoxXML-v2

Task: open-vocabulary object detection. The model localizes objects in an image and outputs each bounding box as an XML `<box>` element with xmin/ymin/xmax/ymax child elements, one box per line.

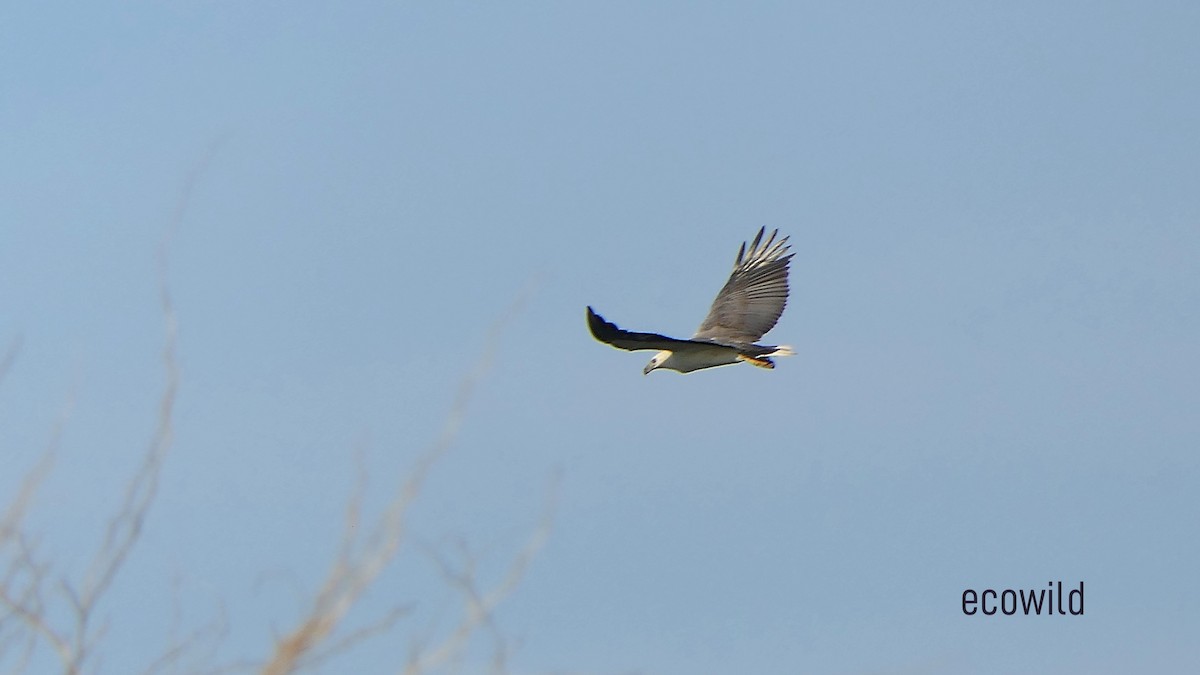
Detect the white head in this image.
<box><xmin>643</xmin><ymin>350</ymin><xmax>672</xmax><ymax>375</ymax></box>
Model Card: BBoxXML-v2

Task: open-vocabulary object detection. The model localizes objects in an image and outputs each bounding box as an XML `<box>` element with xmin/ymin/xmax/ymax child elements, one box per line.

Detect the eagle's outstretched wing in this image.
<box><xmin>587</xmin><ymin>306</ymin><xmax>718</xmax><ymax>352</ymax></box>
<box><xmin>693</xmin><ymin>227</ymin><xmax>793</xmax><ymax>344</ymax></box>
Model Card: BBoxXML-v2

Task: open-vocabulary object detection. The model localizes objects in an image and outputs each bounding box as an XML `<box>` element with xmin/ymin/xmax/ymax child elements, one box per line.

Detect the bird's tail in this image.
<box><xmin>737</xmin><ymin>345</ymin><xmax>795</xmax><ymax>370</ymax></box>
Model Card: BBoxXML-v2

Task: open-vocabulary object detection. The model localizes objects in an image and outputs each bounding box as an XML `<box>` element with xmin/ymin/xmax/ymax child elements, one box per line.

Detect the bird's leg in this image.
<box><xmin>736</xmin><ymin>354</ymin><xmax>775</xmax><ymax>369</ymax></box>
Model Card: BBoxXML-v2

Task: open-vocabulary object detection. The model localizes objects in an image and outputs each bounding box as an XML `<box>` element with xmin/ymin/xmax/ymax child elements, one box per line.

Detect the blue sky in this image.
<box><xmin>2</xmin><ymin>2</ymin><xmax>1198</xmax><ymax>673</ymax></box>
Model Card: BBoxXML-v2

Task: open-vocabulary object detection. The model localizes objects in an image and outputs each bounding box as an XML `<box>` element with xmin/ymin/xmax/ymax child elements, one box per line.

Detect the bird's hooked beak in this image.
<box><xmin>644</xmin><ymin>350</ymin><xmax>669</xmax><ymax>375</ymax></box>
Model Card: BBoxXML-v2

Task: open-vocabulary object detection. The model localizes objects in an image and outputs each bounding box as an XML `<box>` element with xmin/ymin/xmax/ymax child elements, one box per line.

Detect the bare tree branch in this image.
<box><xmin>260</xmin><ymin>288</ymin><xmax>539</xmax><ymax>675</ymax></box>
<box><xmin>0</xmin><ymin>336</ymin><xmax>20</xmax><ymax>386</ymax></box>
<box><xmin>1</xmin><ymin>141</ymin><xmax>221</xmax><ymax>674</ymax></box>
<box><xmin>0</xmin><ymin>387</ymin><xmax>75</xmax><ymax>672</ymax></box>
<box><xmin>404</xmin><ymin>474</ymin><xmax>557</xmax><ymax>675</ymax></box>
<box><xmin>3</xmin><ymin>150</ymin><xmax>560</xmax><ymax>675</ymax></box>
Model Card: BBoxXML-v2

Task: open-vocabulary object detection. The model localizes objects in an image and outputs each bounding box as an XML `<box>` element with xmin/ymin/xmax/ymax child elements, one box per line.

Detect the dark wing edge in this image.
<box><xmin>693</xmin><ymin>227</ymin><xmax>794</xmax><ymax>343</ymax></box>
<box><xmin>586</xmin><ymin>306</ymin><xmax>701</xmax><ymax>352</ymax></box>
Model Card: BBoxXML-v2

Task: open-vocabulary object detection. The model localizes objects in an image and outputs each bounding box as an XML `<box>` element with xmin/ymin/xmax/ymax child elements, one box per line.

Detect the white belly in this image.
<box><xmin>661</xmin><ymin>345</ymin><xmax>740</xmax><ymax>373</ymax></box>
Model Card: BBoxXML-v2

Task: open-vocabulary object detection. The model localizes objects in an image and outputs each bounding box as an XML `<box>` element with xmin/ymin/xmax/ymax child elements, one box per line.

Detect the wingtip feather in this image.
<box><xmin>586</xmin><ymin>306</ymin><xmax>610</xmax><ymax>341</ymax></box>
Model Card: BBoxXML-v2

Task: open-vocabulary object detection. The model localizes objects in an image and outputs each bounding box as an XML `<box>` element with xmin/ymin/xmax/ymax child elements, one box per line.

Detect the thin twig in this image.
<box><xmin>62</xmin><ymin>140</ymin><xmax>220</xmax><ymax>674</ymax></box>
<box><xmin>0</xmin><ymin>336</ymin><xmax>21</xmax><ymax>386</ymax></box>
<box><xmin>261</xmin><ymin>288</ymin><xmax>536</xmax><ymax>675</ymax></box>
<box><xmin>404</xmin><ymin>475</ymin><xmax>557</xmax><ymax>675</ymax></box>
<box><xmin>0</xmin><ymin>142</ymin><xmax>220</xmax><ymax>674</ymax></box>
<box><xmin>0</xmin><ymin>385</ymin><xmax>75</xmax><ymax>672</ymax></box>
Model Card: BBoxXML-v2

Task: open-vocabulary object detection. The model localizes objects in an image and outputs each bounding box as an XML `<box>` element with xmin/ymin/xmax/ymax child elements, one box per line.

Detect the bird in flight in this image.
<box><xmin>587</xmin><ymin>227</ymin><xmax>795</xmax><ymax>374</ymax></box>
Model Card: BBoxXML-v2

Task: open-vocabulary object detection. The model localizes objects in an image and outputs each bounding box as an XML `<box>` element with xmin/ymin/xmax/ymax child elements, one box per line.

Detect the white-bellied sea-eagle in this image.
<box><xmin>587</xmin><ymin>227</ymin><xmax>795</xmax><ymax>374</ymax></box>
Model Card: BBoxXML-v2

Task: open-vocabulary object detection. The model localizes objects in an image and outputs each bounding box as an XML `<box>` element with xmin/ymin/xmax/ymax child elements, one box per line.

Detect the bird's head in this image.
<box><xmin>643</xmin><ymin>350</ymin><xmax>671</xmax><ymax>375</ymax></box>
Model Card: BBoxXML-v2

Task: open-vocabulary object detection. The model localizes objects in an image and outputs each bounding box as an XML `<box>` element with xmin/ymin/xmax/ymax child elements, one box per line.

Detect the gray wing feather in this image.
<box><xmin>693</xmin><ymin>227</ymin><xmax>793</xmax><ymax>343</ymax></box>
